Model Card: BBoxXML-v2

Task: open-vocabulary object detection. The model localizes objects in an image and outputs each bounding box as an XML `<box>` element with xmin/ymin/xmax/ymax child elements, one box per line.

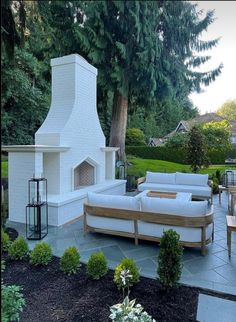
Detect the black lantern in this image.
<box><xmin>26</xmin><ymin>177</ymin><xmax>48</xmax><ymax>240</ymax></box>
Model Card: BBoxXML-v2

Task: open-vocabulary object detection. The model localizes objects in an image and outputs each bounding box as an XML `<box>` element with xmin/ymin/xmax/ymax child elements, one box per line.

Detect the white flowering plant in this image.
<box><xmin>120</xmin><ymin>269</ymin><xmax>133</xmax><ymax>298</ymax></box>
<box><xmin>109</xmin><ymin>296</ymin><xmax>156</xmax><ymax>322</ymax></box>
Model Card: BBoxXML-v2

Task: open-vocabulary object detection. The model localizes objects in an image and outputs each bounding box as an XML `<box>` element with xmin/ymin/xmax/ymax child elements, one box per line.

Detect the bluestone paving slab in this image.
<box><xmin>136</xmin><ymin>258</ymin><xmax>157</xmax><ymax>275</ymax></box>
<box><xmin>204</xmin><ymin>242</ymin><xmax>225</xmax><ymax>255</ymax></box>
<box><xmin>191</xmin><ymin>270</ymin><xmax>229</xmax><ymax>284</ymax></box>
<box><xmin>197</xmin><ymin>294</ymin><xmax>236</xmax><ymax>322</ymax></box>
<box><xmin>124</xmin><ymin>246</ymin><xmax>158</xmax><ymax>261</ymax></box>
<box><xmin>183</xmin><ymin>255</ymin><xmax>227</xmax><ymax>275</ymax></box>
<box><xmin>214</xmin><ymin>265</ymin><xmax>236</xmax><ymax>286</ymax></box>
<box><xmin>214</xmin><ymin>250</ymin><xmax>236</xmax><ymax>264</ymax></box>
<box><xmin>100</xmin><ymin>245</ymin><xmax>125</xmax><ymax>262</ymax></box>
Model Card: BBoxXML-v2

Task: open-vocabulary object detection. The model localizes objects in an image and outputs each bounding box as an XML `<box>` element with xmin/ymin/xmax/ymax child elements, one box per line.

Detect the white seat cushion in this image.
<box><xmin>140</xmin><ymin>197</ymin><xmax>208</xmax><ymax>217</ymax></box>
<box><xmin>146</xmin><ymin>172</ymin><xmax>176</xmax><ymax>184</ymax></box>
<box><xmin>138</xmin><ymin>221</ymin><xmax>213</xmax><ymax>243</ymax></box>
<box><xmin>87</xmin><ymin>192</ymin><xmax>140</xmax><ymax>210</ymax></box>
<box><xmin>87</xmin><ymin>215</ymin><xmax>135</xmax><ymax>233</ymax></box>
<box><xmin>138</xmin><ymin>183</ymin><xmax>211</xmax><ymax>197</ymax></box>
<box><xmin>175</xmin><ymin>172</ymin><xmax>208</xmax><ymax>186</ymax></box>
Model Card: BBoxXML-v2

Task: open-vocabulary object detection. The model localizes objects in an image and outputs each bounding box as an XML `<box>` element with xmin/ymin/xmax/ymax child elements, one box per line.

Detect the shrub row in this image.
<box><xmin>2</xmin><ymin>230</ymin><xmax>183</xmax><ymax>321</ymax></box>
<box><xmin>126</xmin><ymin>146</ymin><xmax>236</xmax><ymax>165</ymax></box>
<box><xmin>126</xmin><ymin>146</ymin><xmax>187</xmax><ymax>164</ymax></box>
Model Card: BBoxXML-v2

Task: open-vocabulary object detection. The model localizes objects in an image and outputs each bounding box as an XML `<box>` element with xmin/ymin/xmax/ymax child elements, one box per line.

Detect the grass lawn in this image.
<box><xmin>1</xmin><ymin>161</ymin><xmax>8</xmax><ymax>178</ymax></box>
<box><xmin>2</xmin><ymin>157</ymin><xmax>236</xmax><ymax>179</ymax></box>
<box><xmin>127</xmin><ymin>156</ymin><xmax>236</xmax><ymax>177</ymax></box>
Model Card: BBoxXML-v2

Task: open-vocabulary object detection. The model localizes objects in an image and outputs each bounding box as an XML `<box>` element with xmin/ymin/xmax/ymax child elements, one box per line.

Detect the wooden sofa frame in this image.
<box><xmin>137</xmin><ymin>177</ymin><xmax>213</xmax><ymax>204</ymax></box>
<box><xmin>84</xmin><ymin>204</ymin><xmax>214</xmax><ymax>256</ymax></box>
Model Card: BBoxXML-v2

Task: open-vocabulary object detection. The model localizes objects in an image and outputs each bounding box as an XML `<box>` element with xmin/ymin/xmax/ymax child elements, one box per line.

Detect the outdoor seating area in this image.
<box><xmin>138</xmin><ymin>171</ymin><xmax>213</xmax><ymax>203</ymax></box>
<box><xmin>84</xmin><ymin>190</ymin><xmax>214</xmax><ymax>255</ymax></box>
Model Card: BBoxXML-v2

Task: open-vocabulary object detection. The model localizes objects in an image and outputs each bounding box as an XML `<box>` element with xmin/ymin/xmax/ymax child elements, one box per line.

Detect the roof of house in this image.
<box><xmin>149</xmin><ymin>113</ymin><xmax>236</xmax><ymax>146</ymax></box>
<box><xmin>165</xmin><ymin>113</ymin><xmax>236</xmax><ymax>138</ymax></box>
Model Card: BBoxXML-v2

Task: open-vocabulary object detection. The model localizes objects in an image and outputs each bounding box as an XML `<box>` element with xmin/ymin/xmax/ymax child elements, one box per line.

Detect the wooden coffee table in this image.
<box><xmin>146</xmin><ymin>191</ymin><xmax>177</xmax><ymax>199</ymax></box>
<box><xmin>226</xmin><ymin>215</ymin><xmax>236</xmax><ymax>258</ymax></box>
<box><xmin>135</xmin><ymin>190</ymin><xmax>192</xmax><ymax>202</ymax></box>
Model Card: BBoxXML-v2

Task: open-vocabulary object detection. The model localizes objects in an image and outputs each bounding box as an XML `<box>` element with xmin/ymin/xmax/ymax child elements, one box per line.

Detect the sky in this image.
<box><xmin>189</xmin><ymin>1</ymin><xmax>236</xmax><ymax>115</ymax></box>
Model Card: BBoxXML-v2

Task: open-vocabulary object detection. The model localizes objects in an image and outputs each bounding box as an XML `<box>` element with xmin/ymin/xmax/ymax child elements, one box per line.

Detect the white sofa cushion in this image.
<box><xmin>146</xmin><ymin>172</ymin><xmax>176</xmax><ymax>184</ymax></box>
<box><xmin>138</xmin><ymin>221</ymin><xmax>213</xmax><ymax>243</ymax></box>
<box><xmin>87</xmin><ymin>215</ymin><xmax>135</xmax><ymax>233</ymax></box>
<box><xmin>138</xmin><ymin>183</ymin><xmax>211</xmax><ymax>197</ymax></box>
<box><xmin>175</xmin><ymin>172</ymin><xmax>208</xmax><ymax>186</ymax></box>
<box><xmin>140</xmin><ymin>197</ymin><xmax>208</xmax><ymax>217</ymax></box>
<box><xmin>87</xmin><ymin>192</ymin><xmax>140</xmax><ymax>210</ymax></box>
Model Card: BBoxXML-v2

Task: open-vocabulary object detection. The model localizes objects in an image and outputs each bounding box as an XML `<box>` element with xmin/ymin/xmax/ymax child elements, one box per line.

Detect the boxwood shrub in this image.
<box><xmin>86</xmin><ymin>252</ymin><xmax>108</xmax><ymax>280</ymax></box>
<box><xmin>30</xmin><ymin>242</ymin><xmax>52</xmax><ymax>266</ymax></box>
<box><xmin>157</xmin><ymin>229</ymin><xmax>183</xmax><ymax>289</ymax></box>
<box><xmin>1</xmin><ymin>228</ymin><xmax>11</xmax><ymax>252</ymax></box>
<box><xmin>60</xmin><ymin>246</ymin><xmax>80</xmax><ymax>275</ymax></box>
<box><xmin>8</xmin><ymin>236</ymin><xmax>29</xmax><ymax>260</ymax></box>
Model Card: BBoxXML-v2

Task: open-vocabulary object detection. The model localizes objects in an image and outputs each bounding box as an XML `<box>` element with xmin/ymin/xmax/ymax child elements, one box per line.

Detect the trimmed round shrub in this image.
<box><xmin>1</xmin><ymin>227</ymin><xmax>11</xmax><ymax>252</ymax></box>
<box><xmin>60</xmin><ymin>246</ymin><xmax>80</xmax><ymax>275</ymax></box>
<box><xmin>86</xmin><ymin>252</ymin><xmax>108</xmax><ymax>280</ymax></box>
<box><xmin>8</xmin><ymin>236</ymin><xmax>29</xmax><ymax>260</ymax></box>
<box><xmin>126</xmin><ymin>128</ymin><xmax>146</xmax><ymax>146</ymax></box>
<box><xmin>30</xmin><ymin>242</ymin><xmax>52</xmax><ymax>266</ymax></box>
<box><xmin>114</xmin><ymin>258</ymin><xmax>140</xmax><ymax>290</ymax></box>
<box><xmin>157</xmin><ymin>229</ymin><xmax>183</xmax><ymax>289</ymax></box>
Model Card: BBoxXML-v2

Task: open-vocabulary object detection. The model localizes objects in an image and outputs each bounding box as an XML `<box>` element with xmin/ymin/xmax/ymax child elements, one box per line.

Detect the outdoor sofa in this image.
<box><xmin>137</xmin><ymin>172</ymin><xmax>213</xmax><ymax>204</ymax></box>
<box><xmin>84</xmin><ymin>192</ymin><xmax>214</xmax><ymax>255</ymax></box>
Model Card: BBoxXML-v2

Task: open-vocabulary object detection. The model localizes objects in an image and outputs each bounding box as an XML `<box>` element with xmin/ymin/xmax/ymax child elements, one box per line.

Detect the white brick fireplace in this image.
<box><xmin>3</xmin><ymin>54</ymin><xmax>126</xmax><ymax>226</ymax></box>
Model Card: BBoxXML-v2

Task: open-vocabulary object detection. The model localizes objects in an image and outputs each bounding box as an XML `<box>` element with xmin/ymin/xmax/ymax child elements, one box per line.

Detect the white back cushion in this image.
<box><xmin>140</xmin><ymin>196</ymin><xmax>208</xmax><ymax>217</ymax></box>
<box><xmin>87</xmin><ymin>192</ymin><xmax>140</xmax><ymax>210</ymax></box>
<box><xmin>146</xmin><ymin>172</ymin><xmax>176</xmax><ymax>184</ymax></box>
<box><xmin>175</xmin><ymin>172</ymin><xmax>208</xmax><ymax>186</ymax></box>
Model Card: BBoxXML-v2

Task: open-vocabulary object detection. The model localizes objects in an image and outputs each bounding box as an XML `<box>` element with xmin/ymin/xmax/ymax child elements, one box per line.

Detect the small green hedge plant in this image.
<box><xmin>86</xmin><ymin>252</ymin><xmax>108</xmax><ymax>280</ymax></box>
<box><xmin>30</xmin><ymin>242</ymin><xmax>52</xmax><ymax>266</ymax></box>
<box><xmin>60</xmin><ymin>246</ymin><xmax>80</xmax><ymax>275</ymax></box>
<box><xmin>114</xmin><ymin>258</ymin><xmax>140</xmax><ymax>291</ymax></box>
<box><xmin>109</xmin><ymin>296</ymin><xmax>156</xmax><ymax>322</ymax></box>
<box><xmin>8</xmin><ymin>236</ymin><xmax>29</xmax><ymax>260</ymax></box>
<box><xmin>157</xmin><ymin>229</ymin><xmax>183</xmax><ymax>289</ymax></box>
<box><xmin>1</xmin><ymin>228</ymin><xmax>11</xmax><ymax>252</ymax></box>
<box><xmin>1</xmin><ymin>284</ymin><xmax>26</xmax><ymax>322</ymax></box>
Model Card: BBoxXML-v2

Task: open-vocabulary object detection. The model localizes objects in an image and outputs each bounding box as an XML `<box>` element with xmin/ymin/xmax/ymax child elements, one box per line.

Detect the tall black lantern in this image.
<box><xmin>26</xmin><ymin>177</ymin><xmax>48</xmax><ymax>240</ymax></box>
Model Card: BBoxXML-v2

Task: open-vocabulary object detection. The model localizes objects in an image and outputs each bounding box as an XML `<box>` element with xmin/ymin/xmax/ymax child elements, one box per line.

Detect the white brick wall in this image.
<box><xmin>35</xmin><ymin>54</ymin><xmax>106</xmax><ymax>194</ymax></box>
<box><xmin>8</xmin><ymin>152</ymin><xmax>41</xmax><ymax>223</ymax></box>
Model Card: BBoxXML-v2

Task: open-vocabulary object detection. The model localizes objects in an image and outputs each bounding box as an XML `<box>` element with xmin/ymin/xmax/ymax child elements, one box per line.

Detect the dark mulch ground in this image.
<box><xmin>2</xmin><ymin>253</ymin><xmax>236</xmax><ymax>322</ymax></box>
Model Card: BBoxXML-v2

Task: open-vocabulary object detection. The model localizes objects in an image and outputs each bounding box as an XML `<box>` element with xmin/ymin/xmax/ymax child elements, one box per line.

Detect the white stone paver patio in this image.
<box><xmin>7</xmin><ymin>191</ymin><xmax>236</xmax><ymax>295</ymax></box>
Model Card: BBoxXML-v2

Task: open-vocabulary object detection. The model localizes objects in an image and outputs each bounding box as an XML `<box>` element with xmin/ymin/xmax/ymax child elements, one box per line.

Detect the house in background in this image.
<box><xmin>149</xmin><ymin>113</ymin><xmax>236</xmax><ymax>147</ymax></box>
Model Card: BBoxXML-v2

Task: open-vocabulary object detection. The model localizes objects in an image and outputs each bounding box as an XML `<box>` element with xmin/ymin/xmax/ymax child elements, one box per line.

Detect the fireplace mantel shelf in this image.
<box><xmin>2</xmin><ymin>145</ymin><xmax>70</xmax><ymax>153</ymax></box>
<box><xmin>100</xmin><ymin>147</ymin><xmax>120</xmax><ymax>152</ymax></box>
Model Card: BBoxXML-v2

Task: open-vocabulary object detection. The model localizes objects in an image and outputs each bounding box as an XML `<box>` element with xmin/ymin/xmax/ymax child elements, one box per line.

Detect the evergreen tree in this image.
<box><xmin>186</xmin><ymin>126</ymin><xmax>209</xmax><ymax>173</ymax></box>
<box><xmin>82</xmin><ymin>1</ymin><xmax>222</xmax><ymax>160</ymax></box>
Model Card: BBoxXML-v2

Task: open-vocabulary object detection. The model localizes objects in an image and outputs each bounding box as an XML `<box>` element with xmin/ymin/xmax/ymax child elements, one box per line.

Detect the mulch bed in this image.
<box><xmin>2</xmin><ymin>253</ymin><xmax>236</xmax><ymax>322</ymax></box>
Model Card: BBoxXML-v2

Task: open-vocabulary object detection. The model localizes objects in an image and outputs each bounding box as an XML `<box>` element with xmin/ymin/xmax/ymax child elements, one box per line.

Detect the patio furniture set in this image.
<box><xmin>84</xmin><ymin>171</ymin><xmax>236</xmax><ymax>257</ymax></box>
<box><xmin>84</xmin><ymin>172</ymin><xmax>214</xmax><ymax>256</ymax></box>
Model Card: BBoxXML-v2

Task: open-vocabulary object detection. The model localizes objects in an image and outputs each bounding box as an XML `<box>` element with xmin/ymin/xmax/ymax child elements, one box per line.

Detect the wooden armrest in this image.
<box><xmin>137</xmin><ymin>176</ymin><xmax>146</xmax><ymax>185</ymax></box>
